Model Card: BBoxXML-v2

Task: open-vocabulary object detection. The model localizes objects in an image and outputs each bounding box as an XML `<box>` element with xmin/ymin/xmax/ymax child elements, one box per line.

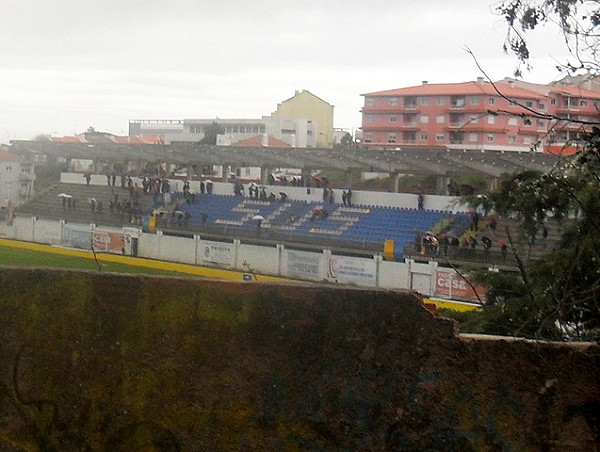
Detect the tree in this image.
<box><xmin>498</xmin><ymin>0</ymin><xmax>600</xmax><ymax>76</ymax></box>
<box><xmin>445</xmin><ymin>0</ymin><xmax>600</xmax><ymax>341</ymax></box>
<box><xmin>459</xmin><ymin>130</ymin><xmax>600</xmax><ymax>340</ymax></box>
<box><xmin>199</xmin><ymin>121</ymin><xmax>224</xmax><ymax>145</ymax></box>
<box><xmin>339</xmin><ymin>132</ymin><xmax>355</xmax><ymax>148</ymax></box>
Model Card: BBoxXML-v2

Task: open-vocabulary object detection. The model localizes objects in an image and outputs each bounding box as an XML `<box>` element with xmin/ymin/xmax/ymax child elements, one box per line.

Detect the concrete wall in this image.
<box><xmin>60</xmin><ymin>172</ymin><xmax>470</xmax><ymax>212</ymax></box>
<box><xmin>0</xmin><ymin>269</ymin><xmax>596</xmax><ymax>451</ymax></box>
<box><xmin>1</xmin><ymin>215</ymin><xmax>457</xmax><ymax>298</ymax></box>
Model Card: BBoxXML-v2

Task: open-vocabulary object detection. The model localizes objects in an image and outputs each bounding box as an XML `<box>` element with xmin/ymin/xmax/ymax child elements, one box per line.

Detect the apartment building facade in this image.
<box><xmin>0</xmin><ymin>147</ymin><xmax>35</xmax><ymax>208</ymax></box>
<box><xmin>361</xmin><ymin>78</ymin><xmax>600</xmax><ymax>152</ymax></box>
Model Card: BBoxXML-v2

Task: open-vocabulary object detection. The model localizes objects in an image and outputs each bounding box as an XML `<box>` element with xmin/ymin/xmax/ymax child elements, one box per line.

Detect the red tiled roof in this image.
<box><xmin>0</xmin><ymin>148</ymin><xmax>29</xmax><ymax>163</ymax></box>
<box><xmin>51</xmin><ymin>136</ymin><xmax>84</xmax><ymax>143</ymax></box>
<box><xmin>547</xmin><ymin>85</ymin><xmax>600</xmax><ymax>99</ymax></box>
<box><xmin>231</xmin><ymin>135</ymin><xmax>291</xmax><ymax>147</ymax></box>
<box><xmin>544</xmin><ymin>144</ymin><xmax>580</xmax><ymax>155</ymax></box>
<box><xmin>113</xmin><ymin>136</ymin><xmax>148</xmax><ymax>144</ymax></box>
<box><xmin>114</xmin><ymin>135</ymin><xmax>163</xmax><ymax>145</ymax></box>
<box><xmin>113</xmin><ymin>136</ymin><xmax>132</xmax><ymax>144</ymax></box>
<box><xmin>138</xmin><ymin>135</ymin><xmax>164</xmax><ymax>145</ymax></box>
<box><xmin>362</xmin><ymin>81</ymin><xmax>546</xmax><ymax>99</ymax></box>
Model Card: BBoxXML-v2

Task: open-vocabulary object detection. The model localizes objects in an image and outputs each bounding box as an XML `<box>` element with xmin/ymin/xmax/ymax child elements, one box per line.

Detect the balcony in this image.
<box><xmin>449</xmin><ymin>96</ymin><xmax>466</xmax><ymax>109</ymax></box>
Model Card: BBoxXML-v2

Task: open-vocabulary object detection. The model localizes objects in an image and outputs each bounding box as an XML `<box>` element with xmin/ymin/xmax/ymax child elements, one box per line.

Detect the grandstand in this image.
<box><xmin>12</xmin><ymin>175</ymin><xmax>560</xmax><ymax>267</ymax></box>
<box><xmin>163</xmin><ymin>192</ymin><xmax>468</xmax><ymax>260</ymax></box>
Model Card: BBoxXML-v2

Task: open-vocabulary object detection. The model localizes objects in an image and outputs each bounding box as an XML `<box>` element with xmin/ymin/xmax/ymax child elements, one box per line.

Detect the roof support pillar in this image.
<box><xmin>436</xmin><ymin>175</ymin><xmax>451</xmax><ymax>195</ymax></box>
<box><xmin>260</xmin><ymin>166</ymin><xmax>272</xmax><ymax>185</ymax></box>
<box><xmin>389</xmin><ymin>172</ymin><xmax>400</xmax><ymax>193</ymax></box>
<box><xmin>344</xmin><ymin>169</ymin><xmax>353</xmax><ymax>188</ymax></box>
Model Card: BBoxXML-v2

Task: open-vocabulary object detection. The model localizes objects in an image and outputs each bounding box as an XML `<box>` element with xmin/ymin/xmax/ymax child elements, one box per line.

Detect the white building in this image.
<box><xmin>128</xmin><ymin>90</ymin><xmax>334</xmax><ymax>148</ymax></box>
<box><xmin>0</xmin><ymin>147</ymin><xmax>35</xmax><ymax>208</ymax></box>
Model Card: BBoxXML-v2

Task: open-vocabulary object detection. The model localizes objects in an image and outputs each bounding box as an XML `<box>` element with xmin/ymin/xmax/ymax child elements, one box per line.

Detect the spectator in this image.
<box><xmin>481</xmin><ymin>236</ymin><xmax>492</xmax><ymax>255</ymax></box>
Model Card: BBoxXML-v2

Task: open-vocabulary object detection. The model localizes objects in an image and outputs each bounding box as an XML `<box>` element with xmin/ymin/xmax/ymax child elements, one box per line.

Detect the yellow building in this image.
<box><xmin>129</xmin><ymin>90</ymin><xmax>335</xmax><ymax>149</ymax></box>
<box><xmin>266</xmin><ymin>90</ymin><xmax>334</xmax><ymax>148</ymax></box>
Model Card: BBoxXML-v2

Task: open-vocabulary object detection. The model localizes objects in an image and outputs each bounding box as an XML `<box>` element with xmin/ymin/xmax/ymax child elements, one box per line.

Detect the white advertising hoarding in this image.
<box><xmin>326</xmin><ymin>255</ymin><xmax>376</xmax><ymax>286</ymax></box>
<box><xmin>200</xmin><ymin>240</ymin><xmax>234</xmax><ymax>266</ymax></box>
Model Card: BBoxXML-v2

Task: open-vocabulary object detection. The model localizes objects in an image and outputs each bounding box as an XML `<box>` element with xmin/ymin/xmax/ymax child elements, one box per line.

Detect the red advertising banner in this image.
<box><xmin>434</xmin><ymin>268</ymin><xmax>486</xmax><ymax>303</ymax></box>
<box><xmin>92</xmin><ymin>230</ymin><xmax>126</xmax><ymax>254</ymax></box>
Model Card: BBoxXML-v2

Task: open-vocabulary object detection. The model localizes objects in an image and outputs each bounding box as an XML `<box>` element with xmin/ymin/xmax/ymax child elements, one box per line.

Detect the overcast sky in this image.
<box><xmin>0</xmin><ymin>0</ymin><xmax>572</xmax><ymax>141</ymax></box>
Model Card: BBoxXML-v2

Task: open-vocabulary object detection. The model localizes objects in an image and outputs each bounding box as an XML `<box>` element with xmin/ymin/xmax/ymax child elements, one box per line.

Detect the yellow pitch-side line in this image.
<box><xmin>0</xmin><ymin>238</ymin><xmax>292</xmax><ymax>283</ymax></box>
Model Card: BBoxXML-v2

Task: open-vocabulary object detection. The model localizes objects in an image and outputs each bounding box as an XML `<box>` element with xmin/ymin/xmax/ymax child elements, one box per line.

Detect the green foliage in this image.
<box><xmin>199</xmin><ymin>121</ymin><xmax>225</xmax><ymax>145</ymax></box>
<box><xmin>339</xmin><ymin>132</ymin><xmax>355</xmax><ymax>148</ymax></box>
<box><xmin>497</xmin><ymin>0</ymin><xmax>600</xmax><ymax>75</ymax></box>
<box><xmin>458</xmin><ymin>135</ymin><xmax>600</xmax><ymax>341</ymax></box>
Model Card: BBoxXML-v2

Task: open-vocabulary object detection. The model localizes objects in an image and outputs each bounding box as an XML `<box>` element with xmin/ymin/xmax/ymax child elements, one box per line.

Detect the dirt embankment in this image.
<box><xmin>0</xmin><ymin>268</ymin><xmax>597</xmax><ymax>451</ymax></box>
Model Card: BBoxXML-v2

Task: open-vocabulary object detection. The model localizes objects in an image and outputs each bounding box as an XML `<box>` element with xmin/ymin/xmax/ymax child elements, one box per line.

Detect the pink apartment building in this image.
<box><xmin>360</xmin><ymin>77</ymin><xmax>600</xmax><ymax>153</ymax></box>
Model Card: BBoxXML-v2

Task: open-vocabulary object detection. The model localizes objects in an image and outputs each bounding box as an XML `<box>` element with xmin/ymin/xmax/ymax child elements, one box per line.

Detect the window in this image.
<box><xmin>420</xmin><ymin>97</ymin><xmax>429</xmax><ymax>106</ymax></box>
<box><xmin>469</xmin><ymin>133</ymin><xmax>478</xmax><ymax>142</ymax></box>
<box><xmin>488</xmin><ymin>114</ymin><xmax>496</xmax><ymax>124</ymax></box>
<box><xmin>508</xmin><ymin>117</ymin><xmax>518</xmax><ymax>126</ymax></box>
<box><xmin>389</xmin><ymin>115</ymin><xmax>398</xmax><ymax>123</ymax></box>
<box><xmin>420</xmin><ymin>133</ymin><xmax>428</xmax><ymax>141</ymax></box>
<box><xmin>489</xmin><ymin>97</ymin><xmax>496</xmax><ymax>105</ymax></box>
<box><xmin>420</xmin><ymin>115</ymin><xmax>429</xmax><ymax>124</ymax></box>
<box><xmin>509</xmin><ymin>100</ymin><xmax>517</xmax><ymax>107</ymax></box>
<box><xmin>450</xmin><ymin>131</ymin><xmax>464</xmax><ymax>144</ymax></box>
<box><xmin>538</xmin><ymin>120</ymin><xmax>545</xmax><ymax>127</ymax></box>
<box><xmin>508</xmin><ymin>136</ymin><xmax>516</xmax><ymax>143</ymax></box>
<box><xmin>388</xmin><ymin>133</ymin><xmax>396</xmax><ymax>143</ymax></box>
<box><xmin>365</xmin><ymin>97</ymin><xmax>375</xmax><ymax>106</ymax></box>
<box><xmin>403</xmin><ymin>131</ymin><xmax>416</xmax><ymax>143</ymax></box>
<box><xmin>436</xmin><ymin>134</ymin><xmax>444</xmax><ymax>142</ymax></box>
<box><xmin>364</xmin><ymin>133</ymin><xmax>373</xmax><ymax>143</ymax></box>
<box><xmin>523</xmin><ymin>135</ymin><xmax>534</xmax><ymax>144</ymax></box>
<box><xmin>437</xmin><ymin>97</ymin><xmax>445</xmax><ymax>105</ymax></box>
<box><xmin>523</xmin><ymin>118</ymin><xmax>532</xmax><ymax>126</ymax></box>
<box><xmin>470</xmin><ymin>96</ymin><xmax>480</xmax><ymax>105</ymax></box>
<box><xmin>487</xmin><ymin>135</ymin><xmax>494</xmax><ymax>142</ymax></box>
<box><xmin>539</xmin><ymin>103</ymin><xmax>545</xmax><ymax>110</ymax></box>
<box><xmin>525</xmin><ymin>101</ymin><xmax>533</xmax><ymax>108</ymax></box>
<box><xmin>469</xmin><ymin>115</ymin><xmax>479</xmax><ymax>123</ymax></box>
<box><xmin>281</xmin><ymin>129</ymin><xmax>295</xmax><ymax>134</ymax></box>
<box><xmin>436</xmin><ymin>115</ymin><xmax>445</xmax><ymax>124</ymax></box>
<box><xmin>403</xmin><ymin>113</ymin><xmax>416</xmax><ymax>125</ymax></box>
<box><xmin>450</xmin><ymin>96</ymin><xmax>465</xmax><ymax>108</ymax></box>
<box><xmin>389</xmin><ymin>97</ymin><xmax>398</xmax><ymax>106</ymax></box>
<box><xmin>580</xmin><ymin>100</ymin><xmax>588</xmax><ymax>106</ymax></box>
<box><xmin>404</xmin><ymin>97</ymin><xmax>417</xmax><ymax>108</ymax></box>
<box><xmin>450</xmin><ymin>113</ymin><xmax>463</xmax><ymax>126</ymax></box>
<box><xmin>551</xmin><ymin>99</ymin><xmax>556</xmax><ymax>105</ymax></box>
<box><xmin>365</xmin><ymin>115</ymin><xmax>374</xmax><ymax>124</ymax></box>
